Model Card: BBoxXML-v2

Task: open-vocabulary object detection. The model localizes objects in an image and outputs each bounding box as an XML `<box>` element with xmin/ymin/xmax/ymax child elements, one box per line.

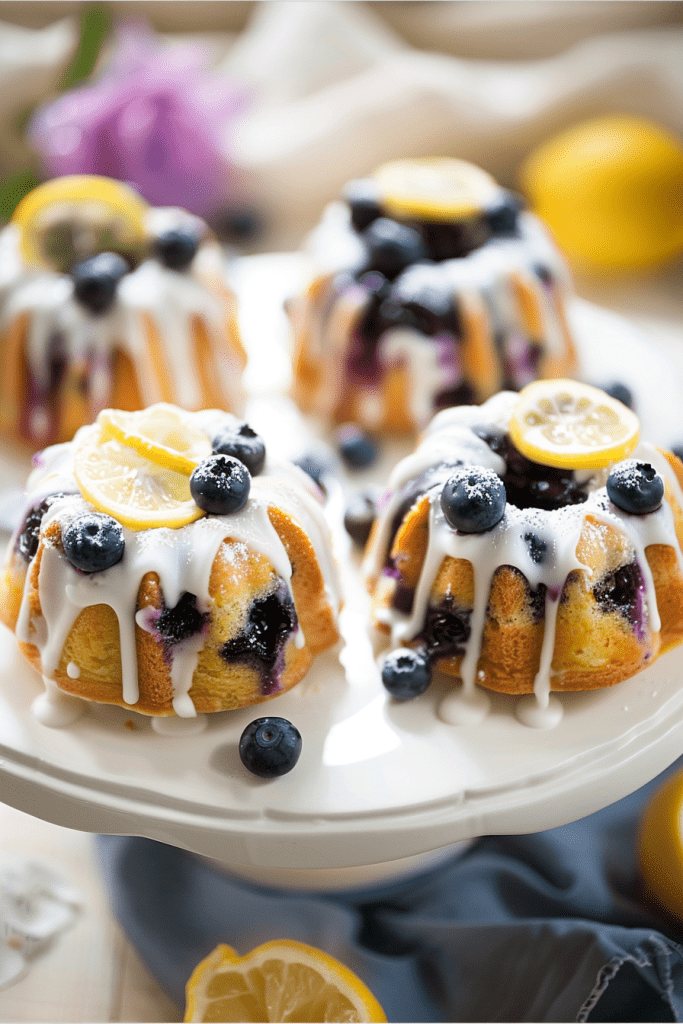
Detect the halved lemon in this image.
<box><xmin>12</xmin><ymin>175</ymin><xmax>148</xmax><ymax>272</ymax></box>
<box><xmin>374</xmin><ymin>157</ymin><xmax>501</xmax><ymax>221</ymax></box>
<box><xmin>184</xmin><ymin>940</ymin><xmax>387</xmax><ymax>1023</ymax></box>
<box><xmin>637</xmin><ymin>767</ymin><xmax>683</xmax><ymax>922</ymax></box>
<box><xmin>74</xmin><ymin>424</ymin><xmax>204</xmax><ymax>531</ymax></box>
<box><xmin>97</xmin><ymin>405</ymin><xmax>212</xmax><ymax>476</ymax></box>
<box><xmin>509</xmin><ymin>379</ymin><xmax>640</xmax><ymax>470</ymax></box>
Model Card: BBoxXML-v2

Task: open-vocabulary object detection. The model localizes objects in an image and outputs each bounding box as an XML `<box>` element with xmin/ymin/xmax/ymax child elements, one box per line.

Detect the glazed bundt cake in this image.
<box><xmin>365</xmin><ymin>381</ymin><xmax>683</xmax><ymax>708</ymax></box>
<box><xmin>1</xmin><ymin>404</ymin><xmax>340</xmax><ymax>718</ymax></box>
<box><xmin>0</xmin><ymin>176</ymin><xmax>246</xmax><ymax>446</ymax></box>
<box><xmin>290</xmin><ymin>158</ymin><xmax>577</xmax><ymax>434</ymax></box>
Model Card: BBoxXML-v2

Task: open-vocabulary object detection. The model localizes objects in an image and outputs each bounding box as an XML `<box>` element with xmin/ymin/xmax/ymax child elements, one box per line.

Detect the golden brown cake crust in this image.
<box><xmin>368</xmin><ymin>449</ymin><xmax>683</xmax><ymax>696</ymax></box>
<box><xmin>3</xmin><ymin>507</ymin><xmax>340</xmax><ymax>717</ymax></box>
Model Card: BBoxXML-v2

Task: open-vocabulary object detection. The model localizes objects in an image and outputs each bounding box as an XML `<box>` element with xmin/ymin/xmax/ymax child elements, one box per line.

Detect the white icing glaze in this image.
<box><xmin>366</xmin><ymin>394</ymin><xmax>683</xmax><ymax>717</ymax></box>
<box><xmin>32</xmin><ymin>676</ymin><xmax>84</xmax><ymax>728</ymax></box>
<box><xmin>12</xmin><ymin>410</ymin><xmax>340</xmax><ymax>719</ymax></box>
<box><xmin>0</xmin><ymin>211</ymin><xmax>243</xmax><ymax>442</ymax></box>
<box><xmin>300</xmin><ymin>204</ymin><xmax>573</xmax><ymax>429</ymax></box>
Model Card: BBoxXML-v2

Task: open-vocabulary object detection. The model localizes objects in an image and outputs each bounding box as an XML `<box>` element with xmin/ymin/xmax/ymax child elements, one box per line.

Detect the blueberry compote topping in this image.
<box><xmin>239</xmin><ymin>717</ymin><xmax>302</xmax><ymax>778</ymax></box>
<box><xmin>62</xmin><ymin>512</ymin><xmax>124</xmax><ymax>573</ymax></box>
<box><xmin>153</xmin><ymin>227</ymin><xmax>200</xmax><ymax>271</ymax></box>
<box><xmin>190</xmin><ymin>454</ymin><xmax>250</xmax><ymax>515</ymax></box>
<box><xmin>606</xmin><ymin>461</ymin><xmax>663</xmax><ymax>515</ymax></box>
<box><xmin>381</xmin><ymin>648</ymin><xmax>432</xmax><ymax>701</ymax></box>
<box><xmin>212</xmin><ymin>422</ymin><xmax>265</xmax><ymax>476</ymax></box>
<box><xmin>18</xmin><ymin>492</ymin><xmax>67</xmax><ymax>561</ymax></box>
<box><xmin>220</xmin><ymin>586</ymin><xmax>297</xmax><ymax>695</ymax></box>
<box><xmin>155</xmin><ymin>592</ymin><xmax>208</xmax><ymax>647</ymax></box>
<box><xmin>441</xmin><ymin>466</ymin><xmax>506</xmax><ymax>533</ymax></box>
<box><xmin>72</xmin><ymin>252</ymin><xmax>129</xmax><ymax>315</ymax></box>
<box><xmin>474</xmin><ymin>427</ymin><xmax>589</xmax><ymax>511</ymax></box>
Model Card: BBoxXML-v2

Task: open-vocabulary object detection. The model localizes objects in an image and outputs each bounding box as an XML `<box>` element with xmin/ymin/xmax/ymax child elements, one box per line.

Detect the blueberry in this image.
<box><xmin>363</xmin><ymin>218</ymin><xmax>428</xmax><ymax>280</ymax></box>
<box><xmin>153</xmin><ymin>227</ymin><xmax>200</xmax><ymax>270</ymax></box>
<box><xmin>441</xmin><ymin>467</ymin><xmax>506</xmax><ymax>533</ymax></box>
<box><xmin>524</xmin><ymin>532</ymin><xmax>547</xmax><ymax>565</ymax></box>
<box><xmin>190</xmin><ymin>454</ymin><xmax>250</xmax><ymax>515</ymax></box>
<box><xmin>344</xmin><ymin>491</ymin><xmax>377</xmax><ymax>546</ymax></box>
<box><xmin>381</xmin><ymin>648</ymin><xmax>432</xmax><ymax>701</ymax></box>
<box><xmin>606</xmin><ymin>460</ymin><xmax>664</xmax><ymax>515</ymax></box>
<box><xmin>294</xmin><ymin>449</ymin><xmax>335</xmax><ymax>491</ymax></box>
<box><xmin>336</xmin><ymin>424</ymin><xmax>378</xmax><ymax>470</ymax></box>
<box><xmin>212</xmin><ymin>422</ymin><xmax>266</xmax><ymax>476</ymax></box>
<box><xmin>672</xmin><ymin>445</ymin><xmax>683</xmax><ymax>465</ymax></box>
<box><xmin>72</xmin><ymin>253</ymin><xmax>129</xmax><ymax>314</ymax></box>
<box><xmin>62</xmin><ymin>512</ymin><xmax>124</xmax><ymax>572</ymax></box>
<box><xmin>239</xmin><ymin>717</ymin><xmax>302</xmax><ymax>778</ymax></box>
<box><xmin>486</xmin><ymin>191</ymin><xmax>524</xmax><ymax>235</ymax></box>
<box><xmin>602</xmin><ymin>382</ymin><xmax>634</xmax><ymax>410</ymax></box>
<box><xmin>18</xmin><ymin>492</ymin><xmax>68</xmax><ymax>562</ymax></box>
<box><xmin>344</xmin><ymin>177</ymin><xmax>383</xmax><ymax>232</ymax></box>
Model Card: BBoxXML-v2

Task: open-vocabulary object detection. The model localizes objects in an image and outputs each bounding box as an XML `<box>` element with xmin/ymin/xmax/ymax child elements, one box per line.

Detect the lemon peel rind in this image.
<box><xmin>12</xmin><ymin>175</ymin><xmax>148</xmax><ymax>270</ymax></box>
<box><xmin>374</xmin><ymin>157</ymin><xmax>500</xmax><ymax>222</ymax></box>
<box><xmin>96</xmin><ymin>407</ymin><xmax>211</xmax><ymax>477</ymax></box>
<box><xmin>509</xmin><ymin>379</ymin><xmax>640</xmax><ymax>470</ymax></box>
<box><xmin>184</xmin><ymin>939</ymin><xmax>388</xmax><ymax>1024</ymax></box>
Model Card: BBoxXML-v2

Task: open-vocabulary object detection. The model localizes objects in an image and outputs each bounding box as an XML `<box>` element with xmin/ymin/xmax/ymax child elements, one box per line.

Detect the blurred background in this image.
<box><xmin>0</xmin><ymin>0</ymin><xmax>681</xmax><ymax>274</ymax></box>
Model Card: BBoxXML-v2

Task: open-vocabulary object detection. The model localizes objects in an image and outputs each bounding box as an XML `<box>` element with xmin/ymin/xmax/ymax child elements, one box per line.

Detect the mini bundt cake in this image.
<box><xmin>365</xmin><ymin>381</ymin><xmax>683</xmax><ymax>707</ymax></box>
<box><xmin>0</xmin><ymin>404</ymin><xmax>340</xmax><ymax>718</ymax></box>
<box><xmin>0</xmin><ymin>176</ymin><xmax>246</xmax><ymax>446</ymax></box>
<box><xmin>289</xmin><ymin>158</ymin><xmax>577</xmax><ymax>434</ymax></box>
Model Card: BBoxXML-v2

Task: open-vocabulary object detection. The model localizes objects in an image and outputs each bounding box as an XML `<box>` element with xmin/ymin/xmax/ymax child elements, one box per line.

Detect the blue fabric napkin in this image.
<box><xmin>95</xmin><ymin>756</ymin><xmax>683</xmax><ymax>1022</ymax></box>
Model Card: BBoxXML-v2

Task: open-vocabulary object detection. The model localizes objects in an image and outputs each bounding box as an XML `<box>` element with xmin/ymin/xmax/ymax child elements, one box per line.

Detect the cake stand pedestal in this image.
<box><xmin>2</xmin><ymin>613</ymin><xmax>683</xmax><ymax>887</ymax></box>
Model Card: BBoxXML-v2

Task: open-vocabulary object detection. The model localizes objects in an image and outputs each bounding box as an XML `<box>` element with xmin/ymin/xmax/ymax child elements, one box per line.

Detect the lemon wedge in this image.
<box><xmin>97</xmin><ymin>405</ymin><xmax>212</xmax><ymax>476</ymax></box>
<box><xmin>12</xmin><ymin>175</ymin><xmax>148</xmax><ymax>272</ymax></box>
<box><xmin>638</xmin><ymin>767</ymin><xmax>683</xmax><ymax>922</ymax></box>
<box><xmin>374</xmin><ymin>157</ymin><xmax>501</xmax><ymax>221</ymax></box>
<box><xmin>74</xmin><ymin>424</ymin><xmax>204</xmax><ymax>531</ymax></box>
<box><xmin>184</xmin><ymin>940</ymin><xmax>387</xmax><ymax>1023</ymax></box>
<box><xmin>509</xmin><ymin>379</ymin><xmax>640</xmax><ymax>470</ymax></box>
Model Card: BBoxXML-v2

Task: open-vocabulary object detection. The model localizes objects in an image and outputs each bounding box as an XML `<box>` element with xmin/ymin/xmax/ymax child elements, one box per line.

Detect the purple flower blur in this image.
<box><xmin>29</xmin><ymin>22</ymin><xmax>249</xmax><ymax>217</ymax></box>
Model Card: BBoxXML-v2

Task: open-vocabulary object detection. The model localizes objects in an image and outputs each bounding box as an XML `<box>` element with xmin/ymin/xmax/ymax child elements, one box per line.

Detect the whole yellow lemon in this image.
<box><xmin>520</xmin><ymin>115</ymin><xmax>683</xmax><ymax>272</ymax></box>
<box><xmin>637</xmin><ymin>767</ymin><xmax>683</xmax><ymax>922</ymax></box>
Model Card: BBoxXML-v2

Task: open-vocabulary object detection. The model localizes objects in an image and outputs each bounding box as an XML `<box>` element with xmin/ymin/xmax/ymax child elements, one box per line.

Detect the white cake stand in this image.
<box><xmin>1</xmin><ymin>255</ymin><xmax>683</xmax><ymax>889</ymax></box>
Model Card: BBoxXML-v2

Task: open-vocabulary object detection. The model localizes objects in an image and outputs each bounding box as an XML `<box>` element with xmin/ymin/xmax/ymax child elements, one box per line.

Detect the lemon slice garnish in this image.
<box><xmin>374</xmin><ymin>157</ymin><xmax>501</xmax><ymax>221</ymax></box>
<box><xmin>509</xmin><ymin>379</ymin><xmax>640</xmax><ymax>470</ymax></box>
<box><xmin>97</xmin><ymin>405</ymin><xmax>212</xmax><ymax>476</ymax></box>
<box><xmin>74</xmin><ymin>424</ymin><xmax>204</xmax><ymax>531</ymax></box>
<box><xmin>184</xmin><ymin>940</ymin><xmax>387</xmax><ymax>1023</ymax></box>
<box><xmin>12</xmin><ymin>175</ymin><xmax>148</xmax><ymax>272</ymax></box>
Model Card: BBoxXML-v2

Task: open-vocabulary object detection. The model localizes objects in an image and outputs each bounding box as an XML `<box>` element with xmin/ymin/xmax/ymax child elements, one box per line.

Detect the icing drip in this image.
<box><xmin>302</xmin><ymin>206</ymin><xmax>573</xmax><ymax>428</ymax></box>
<box><xmin>0</xmin><ymin>216</ymin><xmax>242</xmax><ymax>441</ymax></box>
<box><xmin>366</xmin><ymin>395</ymin><xmax>683</xmax><ymax>712</ymax></box>
<box><xmin>13</xmin><ymin>412</ymin><xmax>340</xmax><ymax>718</ymax></box>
